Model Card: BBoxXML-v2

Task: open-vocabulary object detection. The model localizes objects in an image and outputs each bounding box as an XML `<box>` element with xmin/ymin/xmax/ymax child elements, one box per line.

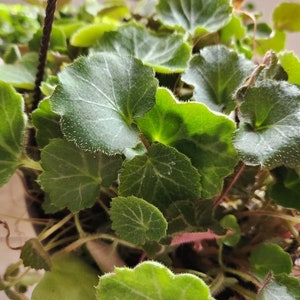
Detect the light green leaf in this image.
<box><xmin>0</xmin><ymin>81</ymin><xmax>27</xmax><ymax>186</ymax></box>
<box><xmin>70</xmin><ymin>22</ymin><xmax>118</xmax><ymax>47</ymax></box>
<box><xmin>249</xmin><ymin>243</ymin><xmax>292</xmax><ymax>280</ymax></box>
<box><xmin>234</xmin><ymin>80</ymin><xmax>300</xmax><ymax>169</ymax></box>
<box><xmin>219</xmin><ymin>214</ymin><xmax>241</xmax><ymax>247</ymax></box>
<box><xmin>156</xmin><ymin>0</ymin><xmax>232</xmax><ymax>34</ymax></box>
<box><xmin>278</xmin><ymin>51</ymin><xmax>300</xmax><ymax>85</ymax></box>
<box><xmin>119</xmin><ymin>143</ymin><xmax>201</xmax><ymax>210</ymax></box>
<box><xmin>0</xmin><ymin>53</ymin><xmax>38</xmax><ymax>89</ymax></box>
<box><xmin>32</xmin><ymin>254</ymin><xmax>98</xmax><ymax>300</ymax></box>
<box><xmin>94</xmin><ymin>23</ymin><xmax>191</xmax><ymax>73</ymax></box>
<box><xmin>20</xmin><ymin>238</ymin><xmax>51</xmax><ymax>271</ymax></box>
<box><xmin>137</xmin><ymin>88</ymin><xmax>238</xmax><ymax>198</ymax></box>
<box><xmin>182</xmin><ymin>45</ymin><xmax>254</xmax><ymax>113</ymax></box>
<box><xmin>32</xmin><ymin>98</ymin><xmax>63</xmax><ymax>148</ymax></box>
<box><xmin>96</xmin><ymin>261</ymin><xmax>215</xmax><ymax>300</ymax></box>
<box><xmin>256</xmin><ymin>30</ymin><xmax>286</xmax><ymax>55</ymax></box>
<box><xmin>39</xmin><ymin>139</ymin><xmax>122</xmax><ymax>212</ymax></box>
<box><xmin>273</xmin><ymin>2</ymin><xmax>300</xmax><ymax>32</ymax></box>
<box><xmin>258</xmin><ymin>274</ymin><xmax>300</xmax><ymax>300</ymax></box>
<box><xmin>110</xmin><ymin>196</ymin><xmax>168</xmax><ymax>245</ymax></box>
<box><xmin>220</xmin><ymin>14</ymin><xmax>246</xmax><ymax>43</ymax></box>
<box><xmin>50</xmin><ymin>53</ymin><xmax>158</xmax><ymax>155</ymax></box>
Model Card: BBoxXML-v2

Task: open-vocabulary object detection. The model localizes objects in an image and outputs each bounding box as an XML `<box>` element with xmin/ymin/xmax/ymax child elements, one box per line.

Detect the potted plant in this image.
<box><xmin>1</xmin><ymin>0</ymin><xmax>300</xmax><ymax>299</ymax></box>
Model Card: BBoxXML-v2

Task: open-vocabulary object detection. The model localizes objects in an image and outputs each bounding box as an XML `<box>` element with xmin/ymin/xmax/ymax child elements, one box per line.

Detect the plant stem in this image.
<box><xmin>230</xmin><ymin>284</ymin><xmax>257</xmax><ymax>300</ymax></box>
<box><xmin>32</xmin><ymin>0</ymin><xmax>57</xmax><ymax>110</ymax></box>
<box><xmin>74</xmin><ymin>213</ymin><xmax>86</xmax><ymax>238</ymax></box>
<box><xmin>21</xmin><ymin>156</ymin><xmax>43</xmax><ymax>171</ymax></box>
<box><xmin>224</xmin><ymin>267</ymin><xmax>261</xmax><ymax>287</ymax></box>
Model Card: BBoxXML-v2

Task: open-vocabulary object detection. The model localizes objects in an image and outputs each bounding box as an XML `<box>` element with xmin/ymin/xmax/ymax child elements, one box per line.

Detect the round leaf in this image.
<box><xmin>96</xmin><ymin>261</ymin><xmax>214</xmax><ymax>300</ymax></box>
<box><xmin>182</xmin><ymin>45</ymin><xmax>255</xmax><ymax>113</ymax></box>
<box><xmin>119</xmin><ymin>143</ymin><xmax>201</xmax><ymax>210</ymax></box>
<box><xmin>234</xmin><ymin>80</ymin><xmax>300</xmax><ymax>169</ymax></box>
<box><xmin>0</xmin><ymin>81</ymin><xmax>27</xmax><ymax>186</ymax></box>
<box><xmin>273</xmin><ymin>3</ymin><xmax>300</xmax><ymax>32</ymax></box>
<box><xmin>278</xmin><ymin>51</ymin><xmax>300</xmax><ymax>85</ymax></box>
<box><xmin>32</xmin><ymin>254</ymin><xmax>98</xmax><ymax>300</ymax></box>
<box><xmin>156</xmin><ymin>0</ymin><xmax>232</xmax><ymax>34</ymax></box>
<box><xmin>110</xmin><ymin>196</ymin><xmax>168</xmax><ymax>245</ymax></box>
<box><xmin>137</xmin><ymin>88</ymin><xmax>238</xmax><ymax>198</ymax></box>
<box><xmin>39</xmin><ymin>139</ymin><xmax>122</xmax><ymax>212</ymax></box>
<box><xmin>249</xmin><ymin>243</ymin><xmax>293</xmax><ymax>279</ymax></box>
<box><xmin>93</xmin><ymin>23</ymin><xmax>191</xmax><ymax>73</ymax></box>
<box><xmin>50</xmin><ymin>52</ymin><xmax>158</xmax><ymax>154</ymax></box>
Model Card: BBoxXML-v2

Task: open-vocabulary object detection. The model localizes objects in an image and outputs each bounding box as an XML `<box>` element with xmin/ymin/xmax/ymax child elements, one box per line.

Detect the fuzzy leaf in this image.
<box><xmin>258</xmin><ymin>274</ymin><xmax>300</xmax><ymax>300</ymax></box>
<box><xmin>50</xmin><ymin>53</ymin><xmax>157</xmax><ymax>155</ymax></box>
<box><xmin>119</xmin><ymin>143</ymin><xmax>201</xmax><ymax>210</ymax></box>
<box><xmin>137</xmin><ymin>88</ymin><xmax>238</xmax><ymax>198</ymax></box>
<box><xmin>32</xmin><ymin>254</ymin><xmax>98</xmax><ymax>300</ymax></box>
<box><xmin>182</xmin><ymin>45</ymin><xmax>254</xmax><ymax>113</ymax></box>
<box><xmin>249</xmin><ymin>243</ymin><xmax>293</xmax><ymax>279</ymax></box>
<box><xmin>32</xmin><ymin>98</ymin><xmax>63</xmax><ymax>148</ymax></box>
<box><xmin>110</xmin><ymin>196</ymin><xmax>167</xmax><ymax>245</ymax></box>
<box><xmin>0</xmin><ymin>82</ymin><xmax>27</xmax><ymax>186</ymax></box>
<box><xmin>234</xmin><ymin>80</ymin><xmax>300</xmax><ymax>169</ymax></box>
<box><xmin>156</xmin><ymin>0</ymin><xmax>232</xmax><ymax>34</ymax></box>
<box><xmin>39</xmin><ymin>139</ymin><xmax>122</xmax><ymax>212</ymax></box>
<box><xmin>94</xmin><ymin>23</ymin><xmax>191</xmax><ymax>73</ymax></box>
<box><xmin>20</xmin><ymin>238</ymin><xmax>51</xmax><ymax>271</ymax></box>
<box><xmin>273</xmin><ymin>2</ymin><xmax>300</xmax><ymax>32</ymax></box>
<box><xmin>278</xmin><ymin>51</ymin><xmax>300</xmax><ymax>85</ymax></box>
<box><xmin>96</xmin><ymin>261</ymin><xmax>214</xmax><ymax>300</ymax></box>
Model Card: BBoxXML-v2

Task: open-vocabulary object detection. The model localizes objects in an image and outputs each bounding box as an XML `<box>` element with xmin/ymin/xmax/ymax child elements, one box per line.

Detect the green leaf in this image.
<box><xmin>278</xmin><ymin>51</ymin><xmax>300</xmax><ymax>85</ymax></box>
<box><xmin>219</xmin><ymin>214</ymin><xmax>241</xmax><ymax>247</ymax></box>
<box><xmin>182</xmin><ymin>45</ymin><xmax>254</xmax><ymax>113</ymax></box>
<box><xmin>70</xmin><ymin>22</ymin><xmax>118</xmax><ymax>47</ymax></box>
<box><xmin>256</xmin><ymin>31</ymin><xmax>286</xmax><ymax>56</ymax></box>
<box><xmin>39</xmin><ymin>139</ymin><xmax>122</xmax><ymax>212</ymax></box>
<box><xmin>156</xmin><ymin>0</ymin><xmax>232</xmax><ymax>34</ymax></box>
<box><xmin>110</xmin><ymin>196</ymin><xmax>168</xmax><ymax>245</ymax></box>
<box><xmin>20</xmin><ymin>238</ymin><xmax>51</xmax><ymax>271</ymax></box>
<box><xmin>270</xmin><ymin>168</ymin><xmax>300</xmax><ymax>210</ymax></box>
<box><xmin>220</xmin><ymin>14</ymin><xmax>246</xmax><ymax>43</ymax></box>
<box><xmin>32</xmin><ymin>254</ymin><xmax>98</xmax><ymax>300</ymax></box>
<box><xmin>93</xmin><ymin>23</ymin><xmax>191</xmax><ymax>73</ymax></box>
<box><xmin>0</xmin><ymin>82</ymin><xmax>27</xmax><ymax>186</ymax></box>
<box><xmin>32</xmin><ymin>98</ymin><xmax>63</xmax><ymax>148</ymax></box>
<box><xmin>0</xmin><ymin>53</ymin><xmax>38</xmax><ymax>89</ymax></box>
<box><xmin>233</xmin><ymin>80</ymin><xmax>300</xmax><ymax>169</ymax></box>
<box><xmin>96</xmin><ymin>261</ymin><xmax>215</xmax><ymax>300</ymax></box>
<box><xmin>258</xmin><ymin>274</ymin><xmax>300</xmax><ymax>300</ymax></box>
<box><xmin>273</xmin><ymin>2</ymin><xmax>300</xmax><ymax>32</ymax></box>
<box><xmin>249</xmin><ymin>243</ymin><xmax>293</xmax><ymax>279</ymax></box>
<box><xmin>137</xmin><ymin>88</ymin><xmax>238</xmax><ymax>198</ymax></box>
<box><xmin>119</xmin><ymin>143</ymin><xmax>201</xmax><ymax>210</ymax></box>
<box><xmin>50</xmin><ymin>53</ymin><xmax>157</xmax><ymax>155</ymax></box>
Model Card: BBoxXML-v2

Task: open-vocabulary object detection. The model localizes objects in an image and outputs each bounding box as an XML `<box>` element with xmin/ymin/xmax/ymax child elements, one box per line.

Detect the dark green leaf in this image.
<box><xmin>249</xmin><ymin>243</ymin><xmax>293</xmax><ymax>279</ymax></box>
<box><xmin>0</xmin><ymin>82</ymin><xmax>27</xmax><ymax>186</ymax></box>
<box><xmin>50</xmin><ymin>53</ymin><xmax>157</xmax><ymax>155</ymax></box>
<box><xmin>94</xmin><ymin>23</ymin><xmax>191</xmax><ymax>73</ymax></box>
<box><xmin>234</xmin><ymin>80</ymin><xmax>300</xmax><ymax>169</ymax></box>
<box><xmin>156</xmin><ymin>0</ymin><xmax>232</xmax><ymax>34</ymax></box>
<box><xmin>32</xmin><ymin>254</ymin><xmax>98</xmax><ymax>300</ymax></box>
<box><xmin>39</xmin><ymin>139</ymin><xmax>122</xmax><ymax>212</ymax></box>
<box><xmin>110</xmin><ymin>196</ymin><xmax>168</xmax><ymax>245</ymax></box>
<box><xmin>20</xmin><ymin>238</ymin><xmax>51</xmax><ymax>271</ymax></box>
<box><xmin>96</xmin><ymin>261</ymin><xmax>215</xmax><ymax>300</ymax></box>
<box><xmin>137</xmin><ymin>88</ymin><xmax>238</xmax><ymax>198</ymax></box>
<box><xmin>258</xmin><ymin>274</ymin><xmax>300</xmax><ymax>300</ymax></box>
<box><xmin>273</xmin><ymin>3</ymin><xmax>300</xmax><ymax>32</ymax></box>
<box><xmin>182</xmin><ymin>45</ymin><xmax>254</xmax><ymax>113</ymax></box>
<box><xmin>119</xmin><ymin>143</ymin><xmax>201</xmax><ymax>210</ymax></box>
<box><xmin>32</xmin><ymin>98</ymin><xmax>63</xmax><ymax>148</ymax></box>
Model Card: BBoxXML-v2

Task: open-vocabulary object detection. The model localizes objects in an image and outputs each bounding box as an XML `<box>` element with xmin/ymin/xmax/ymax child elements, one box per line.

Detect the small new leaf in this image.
<box><xmin>96</xmin><ymin>261</ymin><xmax>215</xmax><ymax>300</ymax></box>
<box><xmin>110</xmin><ymin>196</ymin><xmax>167</xmax><ymax>245</ymax></box>
<box><xmin>20</xmin><ymin>238</ymin><xmax>51</xmax><ymax>271</ymax></box>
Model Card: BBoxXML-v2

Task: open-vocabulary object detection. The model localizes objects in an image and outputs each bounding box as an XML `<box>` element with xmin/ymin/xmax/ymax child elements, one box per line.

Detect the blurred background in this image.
<box><xmin>0</xmin><ymin>0</ymin><xmax>299</xmax><ymax>299</ymax></box>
